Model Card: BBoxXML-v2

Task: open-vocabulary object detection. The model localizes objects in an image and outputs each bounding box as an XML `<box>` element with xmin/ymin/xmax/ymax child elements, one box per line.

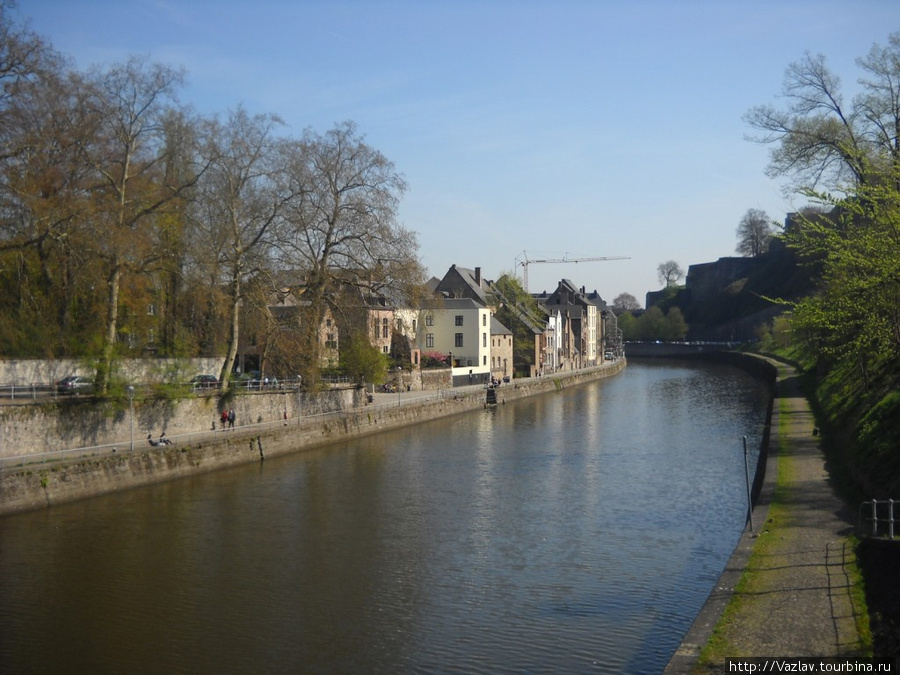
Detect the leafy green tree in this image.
<box><xmin>661</xmin><ymin>307</ymin><xmax>689</xmax><ymax>341</ymax></box>
<box><xmin>786</xmin><ymin>183</ymin><xmax>900</xmax><ymax>384</ymax></box>
<box><xmin>611</xmin><ymin>292</ymin><xmax>641</xmax><ymax>314</ymax></box>
<box><xmin>745</xmin><ymin>31</ymin><xmax>900</xmax><ymax>495</ymax></box>
<box><xmin>617</xmin><ymin>311</ymin><xmax>637</xmax><ymax>340</ymax></box>
<box><xmin>339</xmin><ymin>329</ymin><xmax>388</xmax><ymax>384</ymax></box>
<box><xmin>747</xmin><ymin>31</ymin><xmax>900</xmax><ymax>387</ymax></box>
<box><xmin>494</xmin><ymin>273</ymin><xmax>543</xmax><ymax>376</ymax></box>
<box><xmin>637</xmin><ymin>306</ymin><xmax>665</xmax><ymax>340</ymax></box>
<box><xmin>745</xmin><ymin>32</ymin><xmax>900</xmax><ymax>193</ymax></box>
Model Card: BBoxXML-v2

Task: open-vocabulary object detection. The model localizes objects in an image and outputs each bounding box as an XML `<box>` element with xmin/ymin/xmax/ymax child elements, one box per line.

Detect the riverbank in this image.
<box><xmin>0</xmin><ymin>361</ymin><xmax>625</xmax><ymax>516</ymax></box>
<box><xmin>665</xmin><ymin>356</ymin><xmax>869</xmax><ymax>673</ymax></box>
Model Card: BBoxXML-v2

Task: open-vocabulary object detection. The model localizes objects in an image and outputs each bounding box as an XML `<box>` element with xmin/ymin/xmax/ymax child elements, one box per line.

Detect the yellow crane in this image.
<box><xmin>515</xmin><ymin>251</ymin><xmax>630</xmax><ymax>292</ymax></box>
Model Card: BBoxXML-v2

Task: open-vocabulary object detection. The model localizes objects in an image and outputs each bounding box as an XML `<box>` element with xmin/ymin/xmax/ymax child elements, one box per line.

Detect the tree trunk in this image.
<box><xmin>219</xmin><ymin>267</ymin><xmax>242</xmax><ymax>388</ymax></box>
<box><xmin>97</xmin><ymin>261</ymin><xmax>121</xmax><ymax>393</ymax></box>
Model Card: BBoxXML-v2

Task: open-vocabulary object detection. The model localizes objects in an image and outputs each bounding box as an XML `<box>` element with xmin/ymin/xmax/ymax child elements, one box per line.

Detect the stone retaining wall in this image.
<box><xmin>1</xmin><ymin>388</ymin><xmax>356</xmax><ymax>459</ymax></box>
<box><xmin>0</xmin><ymin>362</ymin><xmax>625</xmax><ymax>516</ymax></box>
<box><xmin>0</xmin><ymin>357</ymin><xmax>224</xmax><ymax>385</ymax></box>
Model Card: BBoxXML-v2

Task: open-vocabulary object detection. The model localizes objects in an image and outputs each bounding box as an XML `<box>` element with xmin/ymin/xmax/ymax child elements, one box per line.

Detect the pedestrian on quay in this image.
<box><xmin>228</xmin><ymin>409</ymin><xmax>235</xmax><ymax>429</ymax></box>
<box><xmin>220</xmin><ymin>410</ymin><xmax>227</xmax><ymax>430</ymax></box>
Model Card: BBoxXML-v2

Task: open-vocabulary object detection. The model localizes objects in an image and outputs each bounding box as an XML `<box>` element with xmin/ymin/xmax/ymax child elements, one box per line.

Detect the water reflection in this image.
<box><xmin>0</xmin><ymin>360</ymin><xmax>769</xmax><ymax>674</ymax></box>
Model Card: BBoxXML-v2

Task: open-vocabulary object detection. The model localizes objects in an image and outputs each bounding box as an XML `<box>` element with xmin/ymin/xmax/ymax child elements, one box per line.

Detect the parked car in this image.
<box><xmin>189</xmin><ymin>374</ymin><xmax>219</xmax><ymax>389</ymax></box>
<box><xmin>235</xmin><ymin>371</ymin><xmax>262</xmax><ymax>390</ymax></box>
<box><xmin>56</xmin><ymin>375</ymin><xmax>93</xmax><ymax>395</ymax></box>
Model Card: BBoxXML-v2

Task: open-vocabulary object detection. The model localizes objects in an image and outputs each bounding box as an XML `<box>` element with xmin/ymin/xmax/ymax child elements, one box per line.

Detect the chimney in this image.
<box><xmin>475</xmin><ymin>267</ymin><xmax>481</xmax><ymax>286</ymax></box>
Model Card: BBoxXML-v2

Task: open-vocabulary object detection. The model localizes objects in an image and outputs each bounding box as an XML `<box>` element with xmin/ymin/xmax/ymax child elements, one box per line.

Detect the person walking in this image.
<box><xmin>220</xmin><ymin>410</ymin><xmax>227</xmax><ymax>430</ymax></box>
<box><xmin>228</xmin><ymin>409</ymin><xmax>235</xmax><ymax>429</ymax></box>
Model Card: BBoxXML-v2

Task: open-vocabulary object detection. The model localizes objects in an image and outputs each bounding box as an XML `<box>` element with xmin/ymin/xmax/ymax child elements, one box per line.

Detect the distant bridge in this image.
<box><xmin>624</xmin><ymin>342</ymin><xmax>738</xmax><ymax>358</ymax></box>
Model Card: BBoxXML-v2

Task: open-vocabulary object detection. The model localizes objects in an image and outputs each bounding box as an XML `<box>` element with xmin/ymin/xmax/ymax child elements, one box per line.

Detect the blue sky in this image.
<box><xmin>14</xmin><ymin>0</ymin><xmax>900</xmax><ymax>302</ymax></box>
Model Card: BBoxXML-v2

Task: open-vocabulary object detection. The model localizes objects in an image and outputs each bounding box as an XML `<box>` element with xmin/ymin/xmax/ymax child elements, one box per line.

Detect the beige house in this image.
<box><xmin>418</xmin><ymin>298</ymin><xmax>492</xmax><ymax>386</ymax></box>
<box><xmin>490</xmin><ymin>316</ymin><xmax>513</xmax><ymax>380</ymax></box>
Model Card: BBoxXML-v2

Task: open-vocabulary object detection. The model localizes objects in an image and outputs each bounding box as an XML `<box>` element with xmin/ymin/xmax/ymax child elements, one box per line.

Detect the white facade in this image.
<box><xmin>544</xmin><ymin>308</ymin><xmax>564</xmax><ymax>372</ymax></box>
<box><xmin>418</xmin><ymin>299</ymin><xmax>492</xmax><ymax>384</ymax></box>
<box><xmin>585</xmin><ymin>303</ymin><xmax>598</xmax><ymax>365</ymax></box>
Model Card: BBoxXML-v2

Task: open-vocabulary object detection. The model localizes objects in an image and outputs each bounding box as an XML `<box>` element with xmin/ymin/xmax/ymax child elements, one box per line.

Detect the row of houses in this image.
<box><xmin>238</xmin><ymin>264</ymin><xmax>622</xmax><ymax>387</ymax></box>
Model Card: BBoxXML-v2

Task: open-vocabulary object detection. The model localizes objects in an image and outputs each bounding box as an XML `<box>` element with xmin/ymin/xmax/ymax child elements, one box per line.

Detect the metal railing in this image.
<box><xmin>0</xmin><ymin>382</ymin><xmax>60</xmax><ymax>400</ymax></box>
<box><xmin>0</xmin><ymin>376</ymin><xmax>312</xmax><ymax>399</ymax></box>
<box><xmin>859</xmin><ymin>499</ymin><xmax>898</xmax><ymax>538</ymax></box>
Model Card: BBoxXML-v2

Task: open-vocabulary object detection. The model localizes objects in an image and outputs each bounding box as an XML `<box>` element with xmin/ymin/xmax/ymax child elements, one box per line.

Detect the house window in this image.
<box><xmin>382</xmin><ymin>318</ymin><xmax>389</xmax><ymax>339</ymax></box>
<box><xmin>383</xmin><ymin>346</ymin><xmax>389</xmax><ymax>353</ymax></box>
<box><xmin>326</xmin><ymin>318</ymin><xmax>332</xmax><ymax>327</ymax></box>
<box><xmin>147</xmin><ymin>304</ymin><xmax>156</xmax><ymax>316</ymax></box>
<box><xmin>483</xmin><ymin>355</ymin><xmax>487</xmax><ymax>366</ymax></box>
<box><xmin>482</xmin><ymin>314</ymin><xmax>486</xmax><ymax>326</ymax></box>
<box><xmin>412</xmin><ymin>319</ymin><xmax>417</xmax><ymax>332</ymax></box>
<box><xmin>455</xmin><ymin>315</ymin><xmax>463</xmax><ymax>326</ymax></box>
<box><xmin>483</xmin><ymin>333</ymin><xmax>487</xmax><ymax>348</ymax></box>
<box><xmin>455</xmin><ymin>333</ymin><xmax>463</xmax><ymax>348</ymax></box>
<box><xmin>426</xmin><ymin>333</ymin><xmax>434</xmax><ymax>348</ymax></box>
<box><xmin>326</xmin><ymin>333</ymin><xmax>337</xmax><ymax>349</ymax></box>
<box><xmin>425</xmin><ymin>315</ymin><xmax>433</xmax><ymax>326</ymax></box>
<box><xmin>148</xmin><ymin>329</ymin><xmax>156</xmax><ymax>343</ymax></box>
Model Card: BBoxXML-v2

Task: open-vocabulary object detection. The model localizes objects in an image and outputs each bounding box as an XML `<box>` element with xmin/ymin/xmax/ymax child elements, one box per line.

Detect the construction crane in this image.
<box><xmin>515</xmin><ymin>252</ymin><xmax>630</xmax><ymax>292</ymax></box>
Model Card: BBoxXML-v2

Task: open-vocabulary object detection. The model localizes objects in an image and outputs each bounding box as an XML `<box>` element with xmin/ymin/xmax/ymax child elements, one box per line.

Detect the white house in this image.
<box><xmin>418</xmin><ymin>298</ymin><xmax>492</xmax><ymax>386</ymax></box>
<box><xmin>543</xmin><ymin>307</ymin><xmax>564</xmax><ymax>373</ymax></box>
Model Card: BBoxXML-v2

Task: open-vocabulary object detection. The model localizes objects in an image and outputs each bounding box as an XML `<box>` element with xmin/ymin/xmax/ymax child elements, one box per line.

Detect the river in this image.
<box><xmin>0</xmin><ymin>359</ymin><xmax>770</xmax><ymax>674</ymax></box>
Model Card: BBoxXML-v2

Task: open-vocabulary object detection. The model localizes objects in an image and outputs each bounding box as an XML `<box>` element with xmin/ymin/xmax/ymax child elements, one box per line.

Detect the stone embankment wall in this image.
<box><xmin>1</xmin><ymin>388</ymin><xmax>356</xmax><ymax>459</ymax></box>
<box><xmin>0</xmin><ymin>357</ymin><xmax>224</xmax><ymax>385</ymax></box>
<box><xmin>0</xmin><ymin>361</ymin><xmax>626</xmax><ymax>516</ymax></box>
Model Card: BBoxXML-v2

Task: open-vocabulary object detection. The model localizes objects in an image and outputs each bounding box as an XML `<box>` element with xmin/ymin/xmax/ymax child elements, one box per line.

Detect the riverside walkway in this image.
<box><xmin>666</xmin><ymin>358</ymin><xmax>866</xmax><ymax>673</ymax></box>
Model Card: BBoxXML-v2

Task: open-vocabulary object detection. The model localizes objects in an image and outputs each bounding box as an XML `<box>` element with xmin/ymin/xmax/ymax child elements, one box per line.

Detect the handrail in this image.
<box><xmin>859</xmin><ymin>499</ymin><xmax>897</xmax><ymax>539</ymax></box>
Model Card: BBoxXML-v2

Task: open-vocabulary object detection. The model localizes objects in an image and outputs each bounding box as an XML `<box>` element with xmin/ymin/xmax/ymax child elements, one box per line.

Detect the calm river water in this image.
<box><xmin>0</xmin><ymin>360</ymin><xmax>770</xmax><ymax>674</ymax></box>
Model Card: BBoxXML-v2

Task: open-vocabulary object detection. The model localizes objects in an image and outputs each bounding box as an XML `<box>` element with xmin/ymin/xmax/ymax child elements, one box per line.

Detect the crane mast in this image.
<box><xmin>515</xmin><ymin>252</ymin><xmax>630</xmax><ymax>292</ymax></box>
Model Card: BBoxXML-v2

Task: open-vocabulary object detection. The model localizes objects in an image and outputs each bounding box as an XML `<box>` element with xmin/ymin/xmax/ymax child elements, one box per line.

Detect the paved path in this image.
<box><xmin>666</xmin><ymin>359</ymin><xmax>865</xmax><ymax>673</ymax></box>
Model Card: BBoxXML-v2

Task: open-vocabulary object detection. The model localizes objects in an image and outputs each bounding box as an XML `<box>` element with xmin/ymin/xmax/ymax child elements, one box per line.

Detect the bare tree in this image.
<box><xmin>0</xmin><ymin>0</ymin><xmax>62</xmax><ymax>112</ymax></box>
<box><xmin>736</xmin><ymin>208</ymin><xmax>775</xmax><ymax>257</ymax></box>
<box><xmin>276</xmin><ymin>121</ymin><xmax>422</xmax><ymax>385</ymax></box>
<box><xmin>190</xmin><ymin>106</ymin><xmax>290</xmax><ymax>387</ymax></box>
<box><xmin>657</xmin><ymin>260</ymin><xmax>684</xmax><ymax>288</ymax></box>
<box><xmin>745</xmin><ymin>32</ymin><xmax>900</xmax><ymax>192</ymax></box>
<box><xmin>74</xmin><ymin>57</ymin><xmax>201</xmax><ymax>391</ymax></box>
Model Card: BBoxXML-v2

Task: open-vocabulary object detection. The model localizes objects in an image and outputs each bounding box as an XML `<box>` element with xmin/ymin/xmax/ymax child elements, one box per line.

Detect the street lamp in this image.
<box><xmin>127</xmin><ymin>385</ymin><xmax>135</xmax><ymax>452</ymax></box>
<box><xmin>397</xmin><ymin>366</ymin><xmax>402</xmax><ymax>407</ymax></box>
<box><xmin>448</xmin><ymin>351</ymin><xmax>453</xmax><ymax>388</ymax></box>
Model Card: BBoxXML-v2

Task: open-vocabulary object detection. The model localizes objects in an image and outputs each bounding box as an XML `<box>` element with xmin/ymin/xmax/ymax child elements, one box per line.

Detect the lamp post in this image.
<box><xmin>448</xmin><ymin>351</ymin><xmax>453</xmax><ymax>388</ymax></box>
<box><xmin>397</xmin><ymin>366</ymin><xmax>402</xmax><ymax>407</ymax></box>
<box><xmin>127</xmin><ymin>385</ymin><xmax>135</xmax><ymax>452</ymax></box>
